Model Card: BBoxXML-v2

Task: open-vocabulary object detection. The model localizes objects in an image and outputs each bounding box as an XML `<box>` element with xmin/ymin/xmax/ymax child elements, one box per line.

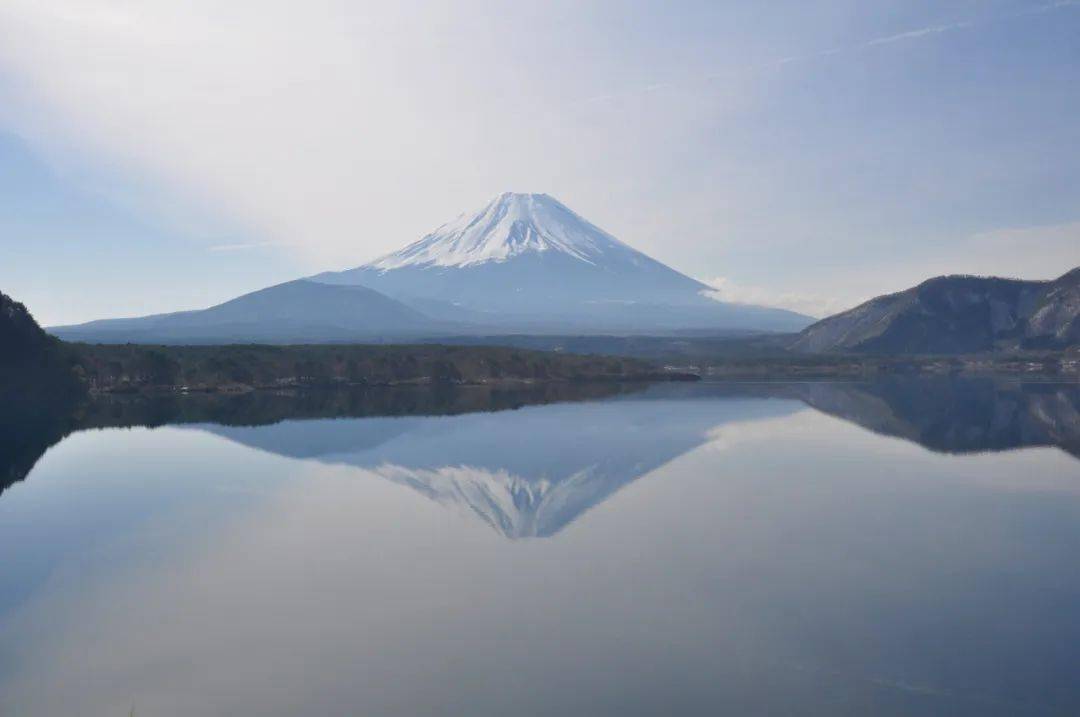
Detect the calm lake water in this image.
<box><xmin>1</xmin><ymin>378</ymin><xmax>1079</xmax><ymax>716</ymax></box>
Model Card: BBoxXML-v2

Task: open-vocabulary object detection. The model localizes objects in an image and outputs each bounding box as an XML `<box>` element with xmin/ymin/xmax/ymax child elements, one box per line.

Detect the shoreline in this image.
<box><xmin>87</xmin><ymin>371</ymin><xmax>702</xmax><ymax>396</ymax></box>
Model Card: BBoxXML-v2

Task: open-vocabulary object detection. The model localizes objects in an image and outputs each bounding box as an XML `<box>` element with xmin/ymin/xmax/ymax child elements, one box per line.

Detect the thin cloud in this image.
<box><xmin>582</xmin><ymin>0</ymin><xmax>1080</xmax><ymax>107</ymax></box>
<box><xmin>863</xmin><ymin>21</ymin><xmax>974</xmax><ymax>48</ymax></box>
<box><xmin>699</xmin><ymin>277</ymin><xmax>848</xmax><ymax>319</ymax></box>
<box><xmin>765</xmin><ymin>0</ymin><xmax>1079</xmax><ymax>68</ymax></box>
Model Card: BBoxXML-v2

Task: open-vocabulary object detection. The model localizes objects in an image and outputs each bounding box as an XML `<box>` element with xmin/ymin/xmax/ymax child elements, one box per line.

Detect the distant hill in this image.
<box><xmin>791</xmin><ymin>267</ymin><xmax>1080</xmax><ymax>355</ymax></box>
<box><xmin>51</xmin><ymin>279</ymin><xmax>454</xmax><ymax>344</ymax></box>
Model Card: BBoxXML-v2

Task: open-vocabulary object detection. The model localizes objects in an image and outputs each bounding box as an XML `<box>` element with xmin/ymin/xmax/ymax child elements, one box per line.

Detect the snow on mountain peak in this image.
<box><xmin>367</xmin><ymin>192</ymin><xmax>639</xmax><ymax>270</ymax></box>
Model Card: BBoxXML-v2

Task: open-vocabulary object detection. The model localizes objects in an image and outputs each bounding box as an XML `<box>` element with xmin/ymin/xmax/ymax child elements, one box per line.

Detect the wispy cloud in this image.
<box><xmin>580</xmin><ymin>0</ymin><xmax>1080</xmax><ymax>107</ymax></box>
<box><xmin>863</xmin><ymin>21</ymin><xmax>975</xmax><ymax>48</ymax></box>
<box><xmin>746</xmin><ymin>19</ymin><xmax>978</xmax><ymax>75</ymax></box>
<box><xmin>771</xmin><ymin>0</ymin><xmax>1078</xmax><ymax>66</ymax></box>
<box><xmin>882</xmin><ymin>0</ymin><xmax>1080</xmax><ymax>41</ymax></box>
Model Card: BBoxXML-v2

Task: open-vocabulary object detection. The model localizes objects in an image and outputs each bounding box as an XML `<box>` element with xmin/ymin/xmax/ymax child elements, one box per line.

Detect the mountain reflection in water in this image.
<box><xmin>2</xmin><ymin>377</ymin><xmax>1078</xmax><ymax>538</ymax></box>
<box><xmin>3</xmin><ymin>377</ymin><xmax>1080</xmax><ymax>716</ymax></box>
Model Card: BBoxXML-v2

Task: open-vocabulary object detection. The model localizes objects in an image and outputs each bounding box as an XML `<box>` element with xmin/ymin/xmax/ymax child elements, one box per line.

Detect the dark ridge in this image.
<box><xmin>791</xmin><ymin>267</ymin><xmax>1080</xmax><ymax>355</ymax></box>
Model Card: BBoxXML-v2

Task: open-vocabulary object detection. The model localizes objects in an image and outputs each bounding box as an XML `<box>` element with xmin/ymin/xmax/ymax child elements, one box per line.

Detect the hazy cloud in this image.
<box><xmin>701</xmin><ymin>277</ymin><xmax>848</xmax><ymax>319</ymax></box>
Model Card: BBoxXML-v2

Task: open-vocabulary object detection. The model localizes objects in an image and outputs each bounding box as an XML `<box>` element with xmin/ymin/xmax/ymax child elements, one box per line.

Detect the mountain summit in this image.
<box><xmin>316</xmin><ymin>192</ymin><xmax>812</xmax><ymax>333</ymax></box>
<box><xmin>368</xmin><ymin>192</ymin><xmax>653</xmax><ymax>270</ymax></box>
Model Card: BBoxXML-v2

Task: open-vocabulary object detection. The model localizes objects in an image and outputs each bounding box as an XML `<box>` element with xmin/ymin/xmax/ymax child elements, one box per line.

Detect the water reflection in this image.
<box><xmin>0</xmin><ymin>383</ymin><xmax>637</xmax><ymax>498</ymax></box>
<box><xmin>196</xmin><ymin>387</ymin><xmax>796</xmax><ymax>537</ymax></box>
<box><xmin>3</xmin><ymin>378</ymin><xmax>1079</xmax><ymax>523</ymax></box>
<box><xmin>786</xmin><ymin>377</ymin><xmax>1080</xmax><ymax>458</ymax></box>
<box><xmin>1</xmin><ymin>378</ymin><xmax>1080</xmax><ymax>715</ymax></box>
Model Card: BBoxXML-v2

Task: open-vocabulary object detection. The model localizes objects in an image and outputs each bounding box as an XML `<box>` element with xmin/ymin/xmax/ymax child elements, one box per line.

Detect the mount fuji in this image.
<box><xmin>315</xmin><ymin>192</ymin><xmax>811</xmax><ymax>333</ymax></box>
<box><xmin>51</xmin><ymin>192</ymin><xmax>811</xmax><ymax>343</ymax></box>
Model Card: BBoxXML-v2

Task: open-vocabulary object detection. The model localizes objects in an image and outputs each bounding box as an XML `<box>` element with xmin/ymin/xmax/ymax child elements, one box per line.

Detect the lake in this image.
<box><xmin>1</xmin><ymin>378</ymin><xmax>1079</xmax><ymax>716</ymax></box>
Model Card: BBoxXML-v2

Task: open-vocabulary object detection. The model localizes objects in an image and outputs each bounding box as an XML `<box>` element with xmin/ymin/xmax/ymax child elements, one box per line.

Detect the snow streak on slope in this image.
<box><xmin>372</xmin><ymin>463</ymin><xmax>615</xmax><ymax>539</ymax></box>
<box><xmin>368</xmin><ymin>192</ymin><xmax>646</xmax><ymax>270</ymax></box>
<box><xmin>195</xmin><ymin>388</ymin><xmax>806</xmax><ymax>538</ymax></box>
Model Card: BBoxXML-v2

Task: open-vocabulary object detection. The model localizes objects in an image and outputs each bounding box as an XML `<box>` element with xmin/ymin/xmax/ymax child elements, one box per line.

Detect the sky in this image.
<box><xmin>1</xmin><ymin>0</ymin><xmax>1078</xmax><ymax>325</ymax></box>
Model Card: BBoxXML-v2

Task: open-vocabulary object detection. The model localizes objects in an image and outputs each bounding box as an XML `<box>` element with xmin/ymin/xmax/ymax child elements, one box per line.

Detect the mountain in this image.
<box><xmin>314</xmin><ymin>192</ymin><xmax>812</xmax><ymax>333</ymax></box>
<box><xmin>51</xmin><ymin>279</ymin><xmax>451</xmax><ymax>344</ymax></box>
<box><xmin>790</xmin><ymin>267</ymin><xmax>1080</xmax><ymax>355</ymax></box>
<box><xmin>49</xmin><ymin>192</ymin><xmax>812</xmax><ymax>344</ymax></box>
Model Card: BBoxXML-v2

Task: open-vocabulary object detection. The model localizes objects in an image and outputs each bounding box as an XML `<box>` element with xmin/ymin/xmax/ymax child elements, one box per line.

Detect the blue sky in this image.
<box><xmin>1</xmin><ymin>0</ymin><xmax>1078</xmax><ymax>324</ymax></box>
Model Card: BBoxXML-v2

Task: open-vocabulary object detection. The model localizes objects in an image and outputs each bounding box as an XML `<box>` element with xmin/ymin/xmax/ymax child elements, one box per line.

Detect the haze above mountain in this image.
<box><xmin>50</xmin><ymin>193</ymin><xmax>811</xmax><ymax>343</ymax></box>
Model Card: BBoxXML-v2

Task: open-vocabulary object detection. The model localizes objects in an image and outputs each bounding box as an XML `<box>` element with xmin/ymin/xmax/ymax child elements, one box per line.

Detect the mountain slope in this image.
<box><xmin>1</xmin><ymin>290</ymin><xmax>54</xmax><ymax>363</ymax></box>
<box><xmin>790</xmin><ymin>267</ymin><xmax>1080</xmax><ymax>354</ymax></box>
<box><xmin>315</xmin><ymin>192</ymin><xmax>811</xmax><ymax>333</ymax></box>
<box><xmin>0</xmin><ymin>289</ymin><xmax>79</xmax><ymax>385</ymax></box>
<box><xmin>51</xmin><ymin>280</ymin><xmax>450</xmax><ymax>344</ymax></box>
<box><xmin>1025</xmin><ymin>267</ymin><xmax>1080</xmax><ymax>347</ymax></box>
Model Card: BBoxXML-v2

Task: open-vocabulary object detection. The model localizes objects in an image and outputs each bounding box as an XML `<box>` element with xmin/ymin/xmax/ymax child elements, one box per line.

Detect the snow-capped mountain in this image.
<box><xmin>315</xmin><ymin>192</ymin><xmax>811</xmax><ymax>333</ymax></box>
<box><xmin>367</xmin><ymin>191</ymin><xmax>659</xmax><ymax>270</ymax></box>
<box><xmin>51</xmin><ymin>192</ymin><xmax>811</xmax><ymax>343</ymax></box>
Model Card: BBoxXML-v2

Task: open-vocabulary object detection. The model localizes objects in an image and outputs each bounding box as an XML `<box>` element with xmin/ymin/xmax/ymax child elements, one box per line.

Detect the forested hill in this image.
<box><xmin>1</xmin><ymin>290</ymin><xmax>54</xmax><ymax>363</ymax></box>
<box><xmin>791</xmin><ymin>268</ymin><xmax>1080</xmax><ymax>355</ymax></box>
<box><xmin>0</xmin><ymin>290</ymin><xmax>81</xmax><ymax>397</ymax></box>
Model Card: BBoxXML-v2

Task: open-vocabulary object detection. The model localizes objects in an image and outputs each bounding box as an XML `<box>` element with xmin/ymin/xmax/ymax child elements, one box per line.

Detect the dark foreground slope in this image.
<box><xmin>0</xmin><ymin>291</ymin><xmax>82</xmax><ymax>401</ymax></box>
<box><xmin>791</xmin><ymin>268</ymin><xmax>1080</xmax><ymax>355</ymax></box>
<box><xmin>0</xmin><ymin>291</ymin><xmax>84</xmax><ymax>492</ymax></box>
